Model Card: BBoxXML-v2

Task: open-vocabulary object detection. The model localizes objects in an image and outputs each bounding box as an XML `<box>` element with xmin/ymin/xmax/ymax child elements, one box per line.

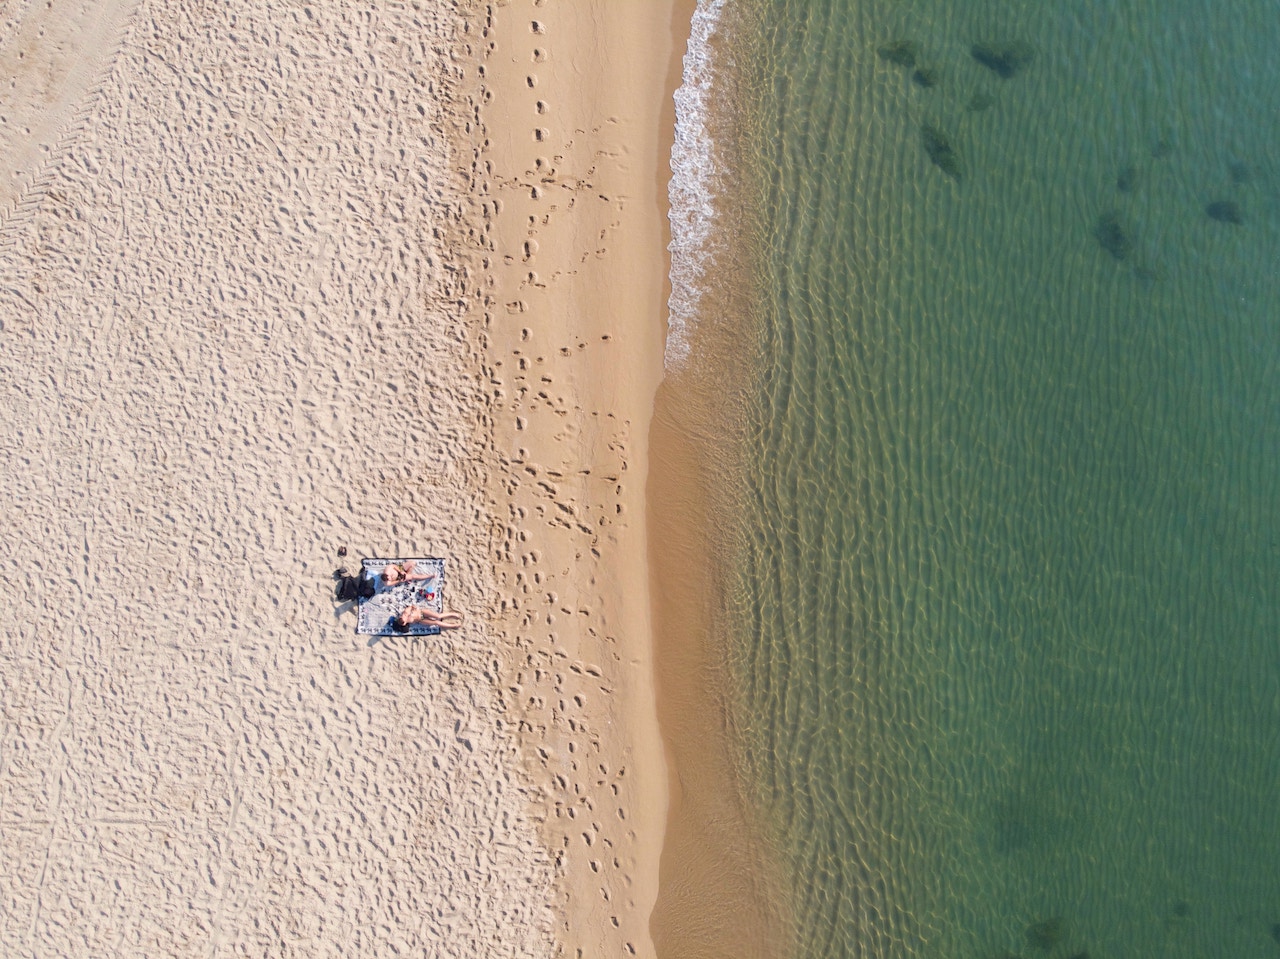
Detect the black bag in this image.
<box><xmin>334</xmin><ymin>568</ymin><xmax>375</xmax><ymax>602</ymax></box>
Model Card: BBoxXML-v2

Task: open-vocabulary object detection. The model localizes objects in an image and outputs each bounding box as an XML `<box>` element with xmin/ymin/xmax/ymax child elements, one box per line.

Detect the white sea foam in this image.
<box><xmin>666</xmin><ymin>0</ymin><xmax>727</xmax><ymax>372</ymax></box>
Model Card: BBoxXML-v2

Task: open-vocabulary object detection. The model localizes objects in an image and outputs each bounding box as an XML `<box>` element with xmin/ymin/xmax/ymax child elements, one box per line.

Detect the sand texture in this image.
<box><xmin>460</xmin><ymin>2</ymin><xmax>681</xmax><ymax>957</ymax></box>
<box><xmin>0</xmin><ymin>0</ymin><xmax>560</xmax><ymax>955</ymax></box>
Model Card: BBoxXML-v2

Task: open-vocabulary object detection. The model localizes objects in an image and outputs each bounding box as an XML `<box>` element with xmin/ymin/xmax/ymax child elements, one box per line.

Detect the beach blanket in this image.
<box><xmin>355</xmin><ymin>557</ymin><xmax>446</xmax><ymax>636</ymax></box>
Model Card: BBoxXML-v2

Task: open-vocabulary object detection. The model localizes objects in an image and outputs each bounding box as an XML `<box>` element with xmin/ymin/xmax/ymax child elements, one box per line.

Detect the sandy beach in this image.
<box><xmin>464</xmin><ymin>1</ymin><xmax>679</xmax><ymax>956</ymax></box>
<box><xmin>0</xmin><ymin>1</ymin><xmax>678</xmax><ymax>956</ymax></box>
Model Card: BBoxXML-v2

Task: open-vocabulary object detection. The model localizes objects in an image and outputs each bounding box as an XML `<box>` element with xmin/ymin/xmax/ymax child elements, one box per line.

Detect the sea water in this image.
<box><xmin>667</xmin><ymin>1</ymin><xmax>1280</xmax><ymax>957</ymax></box>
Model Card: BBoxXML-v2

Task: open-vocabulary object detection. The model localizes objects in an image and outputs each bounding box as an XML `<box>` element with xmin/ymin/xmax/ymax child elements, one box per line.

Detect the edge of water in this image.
<box><xmin>650</xmin><ymin>2</ymin><xmax>795</xmax><ymax>955</ymax></box>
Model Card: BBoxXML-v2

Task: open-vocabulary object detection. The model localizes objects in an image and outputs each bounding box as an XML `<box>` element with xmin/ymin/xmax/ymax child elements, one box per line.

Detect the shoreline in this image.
<box><xmin>649</xmin><ymin>381</ymin><xmax>792</xmax><ymax>959</ymax></box>
<box><xmin>647</xmin><ymin>234</ymin><xmax>795</xmax><ymax>958</ymax></box>
<box><xmin>457</xmin><ymin>2</ymin><xmax>688</xmax><ymax>956</ymax></box>
<box><xmin>647</xmin><ymin>2</ymin><xmax>796</xmax><ymax>954</ymax></box>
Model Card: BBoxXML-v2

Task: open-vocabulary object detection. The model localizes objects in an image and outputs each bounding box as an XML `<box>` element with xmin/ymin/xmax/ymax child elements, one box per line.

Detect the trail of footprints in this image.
<box><xmin>466</xmin><ymin>5</ymin><xmax>627</xmax><ymax>317</ymax></box>
<box><xmin>465</xmin><ymin>3</ymin><xmax>645</xmax><ymax>954</ymax></box>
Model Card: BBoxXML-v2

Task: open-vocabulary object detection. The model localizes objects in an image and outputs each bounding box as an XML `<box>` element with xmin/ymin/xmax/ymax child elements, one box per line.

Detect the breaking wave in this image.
<box><xmin>666</xmin><ymin>0</ymin><xmax>728</xmax><ymax>372</ymax></box>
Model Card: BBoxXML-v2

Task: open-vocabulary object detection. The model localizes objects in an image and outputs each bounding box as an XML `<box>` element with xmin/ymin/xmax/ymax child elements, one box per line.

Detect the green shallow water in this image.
<box><xmin>699</xmin><ymin>1</ymin><xmax>1280</xmax><ymax>957</ymax></box>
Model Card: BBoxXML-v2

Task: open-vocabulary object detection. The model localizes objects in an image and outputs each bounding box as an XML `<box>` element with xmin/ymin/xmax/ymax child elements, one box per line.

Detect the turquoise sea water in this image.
<box><xmin>668</xmin><ymin>1</ymin><xmax>1280</xmax><ymax>957</ymax></box>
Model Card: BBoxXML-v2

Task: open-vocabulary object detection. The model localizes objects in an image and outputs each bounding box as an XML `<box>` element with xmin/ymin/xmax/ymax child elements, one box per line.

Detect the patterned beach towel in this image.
<box><xmin>356</xmin><ymin>557</ymin><xmax>446</xmax><ymax>636</ymax></box>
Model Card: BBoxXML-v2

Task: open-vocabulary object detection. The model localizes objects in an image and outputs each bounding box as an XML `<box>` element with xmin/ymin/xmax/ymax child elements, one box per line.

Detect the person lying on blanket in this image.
<box><xmin>390</xmin><ymin>605</ymin><xmax>464</xmax><ymax>632</ymax></box>
<box><xmin>380</xmin><ymin>560</ymin><xmax>436</xmax><ymax>586</ymax></box>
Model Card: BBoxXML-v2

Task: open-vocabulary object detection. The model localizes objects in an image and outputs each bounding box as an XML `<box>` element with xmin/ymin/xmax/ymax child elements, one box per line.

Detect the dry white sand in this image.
<box><xmin>2</xmin><ymin>0</ymin><xmax>687</xmax><ymax>954</ymax></box>
<box><xmin>0</xmin><ymin>1</ymin><xmax>559</xmax><ymax>955</ymax></box>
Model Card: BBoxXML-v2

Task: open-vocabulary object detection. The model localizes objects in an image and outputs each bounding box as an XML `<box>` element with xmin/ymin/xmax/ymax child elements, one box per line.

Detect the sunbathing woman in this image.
<box><xmin>380</xmin><ymin>560</ymin><xmax>435</xmax><ymax>586</ymax></box>
<box><xmin>390</xmin><ymin>604</ymin><xmax>465</xmax><ymax>632</ymax></box>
